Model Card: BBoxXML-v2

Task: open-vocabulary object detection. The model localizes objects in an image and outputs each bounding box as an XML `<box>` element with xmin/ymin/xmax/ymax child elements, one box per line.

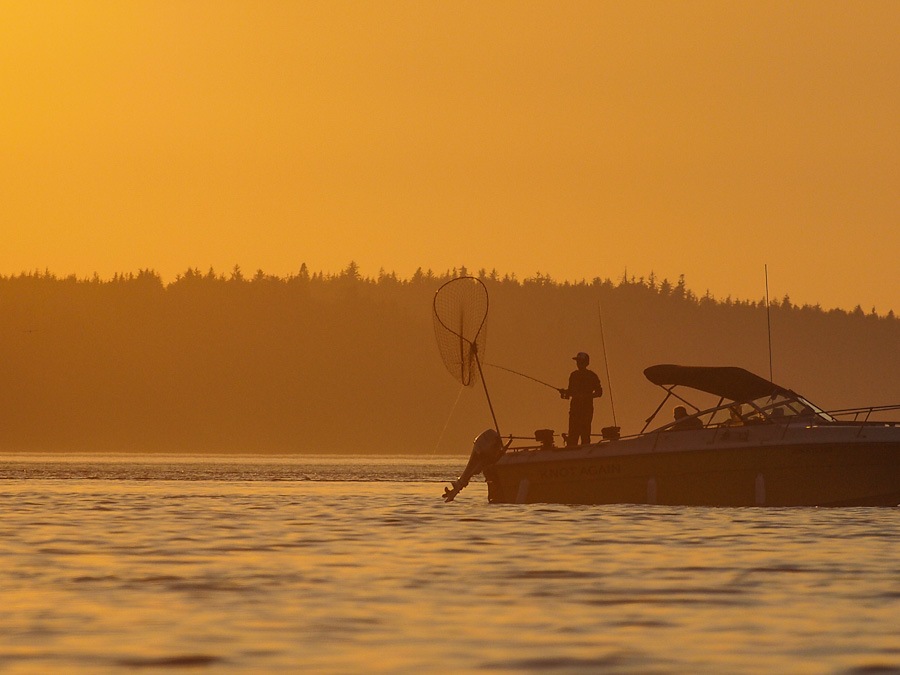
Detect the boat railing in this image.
<box><xmin>822</xmin><ymin>404</ymin><xmax>900</xmax><ymax>437</ymax></box>
<box><xmin>825</xmin><ymin>403</ymin><xmax>900</xmax><ymax>423</ymax></box>
<box><xmin>503</xmin><ymin>402</ymin><xmax>899</xmax><ymax>453</ymax></box>
<box><xmin>501</xmin><ymin>430</ymin><xmax>646</xmax><ymax>454</ymax></box>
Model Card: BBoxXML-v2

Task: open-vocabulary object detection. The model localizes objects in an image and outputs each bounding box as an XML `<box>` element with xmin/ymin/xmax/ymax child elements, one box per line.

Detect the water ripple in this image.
<box><xmin>0</xmin><ymin>454</ymin><xmax>897</xmax><ymax>673</ymax></box>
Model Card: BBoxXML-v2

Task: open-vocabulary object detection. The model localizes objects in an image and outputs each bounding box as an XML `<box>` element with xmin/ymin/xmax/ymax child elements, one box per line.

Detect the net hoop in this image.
<box><xmin>432</xmin><ymin>276</ymin><xmax>489</xmax><ymax>387</ymax></box>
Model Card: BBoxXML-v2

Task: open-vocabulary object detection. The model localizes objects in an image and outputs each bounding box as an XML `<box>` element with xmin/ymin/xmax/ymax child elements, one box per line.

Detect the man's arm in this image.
<box><xmin>593</xmin><ymin>372</ymin><xmax>604</xmax><ymax>398</ymax></box>
<box><xmin>559</xmin><ymin>372</ymin><xmax>575</xmax><ymax>399</ymax></box>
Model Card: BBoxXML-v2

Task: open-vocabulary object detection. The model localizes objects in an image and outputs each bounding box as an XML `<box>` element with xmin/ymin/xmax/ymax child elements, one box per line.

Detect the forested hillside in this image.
<box><xmin>1</xmin><ymin>265</ymin><xmax>897</xmax><ymax>453</ymax></box>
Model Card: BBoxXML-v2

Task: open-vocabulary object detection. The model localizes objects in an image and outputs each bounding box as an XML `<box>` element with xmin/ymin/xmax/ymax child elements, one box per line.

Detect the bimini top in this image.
<box><xmin>643</xmin><ymin>364</ymin><xmax>789</xmax><ymax>402</ymax></box>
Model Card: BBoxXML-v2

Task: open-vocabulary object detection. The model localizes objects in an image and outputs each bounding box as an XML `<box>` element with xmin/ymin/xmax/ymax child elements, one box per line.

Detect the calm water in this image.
<box><xmin>0</xmin><ymin>454</ymin><xmax>897</xmax><ymax>674</ymax></box>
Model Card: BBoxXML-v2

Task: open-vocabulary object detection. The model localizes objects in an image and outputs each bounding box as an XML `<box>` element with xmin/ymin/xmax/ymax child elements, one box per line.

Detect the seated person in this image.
<box><xmin>724</xmin><ymin>404</ymin><xmax>744</xmax><ymax>426</ymax></box>
<box><xmin>769</xmin><ymin>407</ymin><xmax>786</xmax><ymax>422</ymax></box>
<box><xmin>796</xmin><ymin>405</ymin><xmax>819</xmax><ymax>424</ymax></box>
<box><xmin>672</xmin><ymin>405</ymin><xmax>703</xmax><ymax>430</ymax></box>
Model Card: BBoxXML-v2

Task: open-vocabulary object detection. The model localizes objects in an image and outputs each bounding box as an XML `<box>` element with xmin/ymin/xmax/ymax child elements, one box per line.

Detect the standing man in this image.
<box><xmin>558</xmin><ymin>352</ymin><xmax>603</xmax><ymax>446</ymax></box>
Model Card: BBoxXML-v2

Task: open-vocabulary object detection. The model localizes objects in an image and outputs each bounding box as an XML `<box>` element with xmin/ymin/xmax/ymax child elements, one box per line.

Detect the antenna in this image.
<box><xmin>765</xmin><ymin>265</ymin><xmax>773</xmax><ymax>381</ymax></box>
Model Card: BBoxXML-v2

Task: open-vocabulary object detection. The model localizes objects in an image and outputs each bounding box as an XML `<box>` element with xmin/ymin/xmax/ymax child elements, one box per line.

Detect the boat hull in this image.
<box><xmin>484</xmin><ymin>427</ymin><xmax>900</xmax><ymax>507</ymax></box>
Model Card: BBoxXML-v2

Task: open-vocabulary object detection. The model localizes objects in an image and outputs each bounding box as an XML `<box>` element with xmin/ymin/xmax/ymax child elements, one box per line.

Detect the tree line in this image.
<box><xmin>1</xmin><ymin>265</ymin><xmax>897</xmax><ymax>453</ymax></box>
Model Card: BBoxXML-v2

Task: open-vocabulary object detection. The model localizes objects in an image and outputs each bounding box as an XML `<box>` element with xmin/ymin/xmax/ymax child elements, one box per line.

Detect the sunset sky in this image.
<box><xmin>2</xmin><ymin>1</ymin><xmax>897</xmax><ymax>312</ymax></box>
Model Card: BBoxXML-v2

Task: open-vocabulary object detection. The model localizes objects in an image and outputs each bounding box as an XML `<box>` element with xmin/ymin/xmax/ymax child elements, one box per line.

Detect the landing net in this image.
<box><xmin>432</xmin><ymin>276</ymin><xmax>489</xmax><ymax>387</ymax></box>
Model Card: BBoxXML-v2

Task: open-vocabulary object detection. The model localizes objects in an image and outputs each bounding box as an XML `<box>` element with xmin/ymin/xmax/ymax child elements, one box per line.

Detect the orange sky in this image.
<box><xmin>2</xmin><ymin>1</ymin><xmax>898</xmax><ymax>312</ymax></box>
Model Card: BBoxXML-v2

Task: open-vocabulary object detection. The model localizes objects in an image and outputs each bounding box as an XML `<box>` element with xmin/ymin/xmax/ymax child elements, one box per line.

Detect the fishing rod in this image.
<box><xmin>484</xmin><ymin>362</ymin><xmax>560</xmax><ymax>392</ymax></box>
<box><xmin>765</xmin><ymin>264</ymin><xmax>774</xmax><ymax>381</ymax></box>
<box><xmin>598</xmin><ymin>299</ymin><xmax>618</xmax><ymax>427</ymax></box>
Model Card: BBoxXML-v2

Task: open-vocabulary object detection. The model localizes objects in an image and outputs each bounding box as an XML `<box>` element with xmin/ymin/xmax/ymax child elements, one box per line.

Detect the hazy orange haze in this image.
<box><xmin>2</xmin><ymin>1</ymin><xmax>898</xmax><ymax>312</ymax></box>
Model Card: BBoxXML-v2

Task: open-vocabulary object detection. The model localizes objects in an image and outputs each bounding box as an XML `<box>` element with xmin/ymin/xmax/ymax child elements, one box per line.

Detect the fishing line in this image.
<box><xmin>432</xmin><ymin>383</ymin><xmax>466</xmax><ymax>454</ymax></box>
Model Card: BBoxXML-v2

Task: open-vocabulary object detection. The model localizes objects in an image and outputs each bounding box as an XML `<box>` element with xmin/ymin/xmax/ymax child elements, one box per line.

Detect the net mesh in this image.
<box><xmin>432</xmin><ymin>277</ymin><xmax>489</xmax><ymax>386</ymax></box>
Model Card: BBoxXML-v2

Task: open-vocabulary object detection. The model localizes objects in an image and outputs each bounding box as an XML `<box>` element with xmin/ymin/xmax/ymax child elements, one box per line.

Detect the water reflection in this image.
<box><xmin>0</xmin><ymin>456</ymin><xmax>897</xmax><ymax>673</ymax></box>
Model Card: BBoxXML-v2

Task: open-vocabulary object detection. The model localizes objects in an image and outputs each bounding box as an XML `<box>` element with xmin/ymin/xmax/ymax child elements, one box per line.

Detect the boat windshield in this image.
<box><xmin>648</xmin><ymin>391</ymin><xmax>836</xmax><ymax>432</ymax></box>
<box><xmin>642</xmin><ymin>365</ymin><xmax>836</xmax><ymax>432</ymax></box>
<box><xmin>699</xmin><ymin>392</ymin><xmax>835</xmax><ymax>427</ymax></box>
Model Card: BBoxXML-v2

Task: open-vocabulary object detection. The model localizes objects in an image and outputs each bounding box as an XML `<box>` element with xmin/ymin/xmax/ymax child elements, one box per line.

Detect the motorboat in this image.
<box><xmin>445</xmin><ymin>365</ymin><xmax>900</xmax><ymax>507</ymax></box>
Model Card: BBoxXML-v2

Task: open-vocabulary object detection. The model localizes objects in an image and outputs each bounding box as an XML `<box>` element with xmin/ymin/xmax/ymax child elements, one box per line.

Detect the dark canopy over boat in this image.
<box><xmin>643</xmin><ymin>364</ymin><xmax>790</xmax><ymax>402</ymax></box>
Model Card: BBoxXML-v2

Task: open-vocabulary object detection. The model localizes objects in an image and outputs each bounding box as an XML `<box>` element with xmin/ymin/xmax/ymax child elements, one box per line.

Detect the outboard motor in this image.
<box><xmin>442</xmin><ymin>428</ymin><xmax>504</xmax><ymax>502</ymax></box>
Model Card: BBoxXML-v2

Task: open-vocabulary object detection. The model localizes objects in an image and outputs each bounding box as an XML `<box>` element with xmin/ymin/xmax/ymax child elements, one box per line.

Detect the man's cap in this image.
<box><xmin>572</xmin><ymin>352</ymin><xmax>590</xmax><ymax>363</ymax></box>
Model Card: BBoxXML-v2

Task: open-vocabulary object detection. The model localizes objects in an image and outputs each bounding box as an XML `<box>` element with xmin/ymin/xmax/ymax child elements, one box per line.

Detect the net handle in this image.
<box><xmin>473</xmin><ymin>347</ymin><xmax>500</xmax><ymax>437</ymax></box>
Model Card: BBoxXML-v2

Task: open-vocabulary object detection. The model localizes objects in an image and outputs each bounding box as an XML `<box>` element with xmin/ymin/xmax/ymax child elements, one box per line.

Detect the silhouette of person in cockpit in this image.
<box><xmin>672</xmin><ymin>405</ymin><xmax>703</xmax><ymax>430</ymax></box>
<box><xmin>558</xmin><ymin>352</ymin><xmax>603</xmax><ymax>446</ymax></box>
